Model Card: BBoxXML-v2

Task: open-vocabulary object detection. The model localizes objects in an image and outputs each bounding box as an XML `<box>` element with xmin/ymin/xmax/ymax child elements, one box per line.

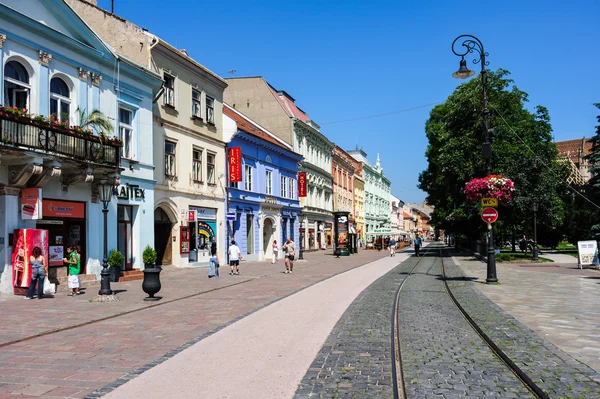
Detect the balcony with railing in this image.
<box><xmin>0</xmin><ymin>109</ymin><xmax>120</xmax><ymax>169</ymax></box>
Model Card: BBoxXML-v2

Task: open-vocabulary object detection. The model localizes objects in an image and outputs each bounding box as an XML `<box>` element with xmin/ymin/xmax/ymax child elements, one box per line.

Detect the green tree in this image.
<box><xmin>75</xmin><ymin>107</ymin><xmax>114</xmax><ymax>134</ymax></box>
<box><xmin>419</xmin><ymin>69</ymin><xmax>566</xmax><ymax>243</ymax></box>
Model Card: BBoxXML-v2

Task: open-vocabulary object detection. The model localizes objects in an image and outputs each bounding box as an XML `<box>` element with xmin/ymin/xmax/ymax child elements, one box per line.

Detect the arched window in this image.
<box><xmin>3</xmin><ymin>61</ymin><xmax>30</xmax><ymax>109</ymax></box>
<box><xmin>50</xmin><ymin>77</ymin><xmax>71</xmax><ymax>122</ymax></box>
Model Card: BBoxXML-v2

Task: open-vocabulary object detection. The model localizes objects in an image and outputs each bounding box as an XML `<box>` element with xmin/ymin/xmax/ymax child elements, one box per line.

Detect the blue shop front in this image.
<box><xmin>224</xmin><ymin>105</ymin><xmax>303</xmax><ymax>261</ymax></box>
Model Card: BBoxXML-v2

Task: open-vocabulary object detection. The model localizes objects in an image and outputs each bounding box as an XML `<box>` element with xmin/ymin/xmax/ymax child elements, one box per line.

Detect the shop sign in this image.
<box><xmin>42</xmin><ymin>200</ymin><xmax>85</xmax><ymax>219</ymax></box>
<box><xmin>21</xmin><ymin>188</ymin><xmax>42</xmax><ymax>220</ymax></box>
<box><xmin>298</xmin><ymin>172</ymin><xmax>307</xmax><ymax>197</ymax></box>
<box><xmin>264</xmin><ymin>196</ymin><xmax>277</xmax><ymax>204</ymax></box>
<box><xmin>373</xmin><ymin>228</ymin><xmax>392</xmax><ymax>234</ymax></box>
<box><xmin>188</xmin><ymin>210</ymin><xmax>196</xmax><ymax>222</ymax></box>
<box><xmin>115</xmin><ymin>184</ymin><xmax>145</xmax><ymax>201</ymax></box>
<box><xmin>262</xmin><ymin>206</ymin><xmax>279</xmax><ymax>213</ymax></box>
<box><xmin>229</xmin><ymin>147</ymin><xmax>242</xmax><ymax>183</ymax></box>
<box><xmin>192</xmin><ymin>207</ymin><xmax>217</xmax><ymax>220</ymax></box>
<box><xmin>180</xmin><ymin>226</ymin><xmax>190</xmax><ymax>254</ymax></box>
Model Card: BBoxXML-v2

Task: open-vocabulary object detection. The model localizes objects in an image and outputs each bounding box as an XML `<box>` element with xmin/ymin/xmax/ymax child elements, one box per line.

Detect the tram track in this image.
<box><xmin>391</xmin><ymin>244</ymin><xmax>550</xmax><ymax>399</ymax></box>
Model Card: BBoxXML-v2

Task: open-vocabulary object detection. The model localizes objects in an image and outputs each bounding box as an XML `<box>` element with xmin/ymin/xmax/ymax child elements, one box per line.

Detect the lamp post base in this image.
<box><xmin>98</xmin><ymin>267</ymin><xmax>113</xmax><ymax>296</ymax></box>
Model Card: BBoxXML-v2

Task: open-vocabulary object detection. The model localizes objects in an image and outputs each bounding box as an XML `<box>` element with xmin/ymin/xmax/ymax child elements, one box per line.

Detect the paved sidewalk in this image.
<box><xmin>102</xmin><ymin>252</ymin><xmax>410</xmax><ymax>399</ymax></box>
<box><xmin>453</xmin><ymin>248</ymin><xmax>600</xmax><ymax>375</ymax></box>
<box><xmin>0</xmin><ymin>250</ymin><xmax>388</xmax><ymax>399</ymax></box>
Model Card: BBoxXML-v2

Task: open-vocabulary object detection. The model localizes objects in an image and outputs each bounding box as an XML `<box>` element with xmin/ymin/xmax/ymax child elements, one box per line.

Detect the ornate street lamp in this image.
<box><xmin>532</xmin><ymin>201</ymin><xmax>539</xmax><ymax>261</ymax></box>
<box><xmin>452</xmin><ymin>34</ymin><xmax>498</xmax><ymax>283</ymax></box>
<box><xmin>97</xmin><ymin>178</ymin><xmax>115</xmax><ymax>295</ymax></box>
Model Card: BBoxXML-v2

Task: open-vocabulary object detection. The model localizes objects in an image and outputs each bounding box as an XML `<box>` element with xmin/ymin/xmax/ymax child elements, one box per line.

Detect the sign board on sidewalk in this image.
<box><xmin>577</xmin><ymin>240</ymin><xmax>599</xmax><ymax>269</ymax></box>
<box><xmin>481</xmin><ymin>197</ymin><xmax>498</xmax><ymax>207</ymax></box>
<box><xmin>481</xmin><ymin>207</ymin><xmax>498</xmax><ymax>223</ymax></box>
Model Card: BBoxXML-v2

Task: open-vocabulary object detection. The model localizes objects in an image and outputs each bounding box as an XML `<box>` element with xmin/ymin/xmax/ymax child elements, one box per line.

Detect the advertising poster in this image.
<box><xmin>336</xmin><ymin>214</ymin><xmax>349</xmax><ymax>251</ymax></box>
<box><xmin>180</xmin><ymin>226</ymin><xmax>190</xmax><ymax>254</ymax></box>
<box><xmin>12</xmin><ymin>229</ymin><xmax>48</xmax><ymax>294</ymax></box>
<box><xmin>577</xmin><ymin>240</ymin><xmax>599</xmax><ymax>269</ymax></box>
<box><xmin>21</xmin><ymin>188</ymin><xmax>42</xmax><ymax>220</ymax></box>
<box><xmin>49</xmin><ymin>245</ymin><xmax>64</xmax><ymax>266</ymax></box>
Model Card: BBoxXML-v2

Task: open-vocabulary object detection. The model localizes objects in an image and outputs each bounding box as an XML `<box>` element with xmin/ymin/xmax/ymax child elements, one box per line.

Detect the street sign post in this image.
<box><xmin>226</xmin><ymin>212</ymin><xmax>236</xmax><ymax>221</ymax></box>
<box><xmin>481</xmin><ymin>197</ymin><xmax>498</xmax><ymax>207</ymax></box>
<box><xmin>481</xmin><ymin>207</ymin><xmax>498</xmax><ymax>224</ymax></box>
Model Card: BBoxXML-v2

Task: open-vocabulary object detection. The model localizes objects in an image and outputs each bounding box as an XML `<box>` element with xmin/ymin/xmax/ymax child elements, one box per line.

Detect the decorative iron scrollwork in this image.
<box><xmin>90</xmin><ymin>142</ymin><xmax>101</xmax><ymax>160</ymax></box>
<box><xmin>37</xmin><ymin>129</ymin><xmax>57</xmax><ymax>150</ymax></box>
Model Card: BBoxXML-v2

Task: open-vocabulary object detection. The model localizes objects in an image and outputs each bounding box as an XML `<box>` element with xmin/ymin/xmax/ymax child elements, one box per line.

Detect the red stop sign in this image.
<box><xmin>481</xmin><ymin>207</ymin><xmax>498</xmax><ymax>223</ymax></box>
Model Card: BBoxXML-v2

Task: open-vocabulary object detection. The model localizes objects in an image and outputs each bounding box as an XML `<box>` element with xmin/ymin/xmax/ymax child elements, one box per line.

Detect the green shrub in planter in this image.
<box><xmin>107</xmin><ymin>249</ymin><xmax>124</xmax><ymax>268</ymax></box>
<box><xmin>143</xmin><ymin>245</ymin><xmax>157</xmax><ymax>267</ymax></box>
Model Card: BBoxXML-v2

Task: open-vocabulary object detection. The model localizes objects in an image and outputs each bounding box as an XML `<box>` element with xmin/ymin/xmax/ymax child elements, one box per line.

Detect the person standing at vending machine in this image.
<box><xmin>64</xmin><ymin>246</ymin><xmax>81</xmax><ymax>296</ymax></box>
<box><xmin>24</xmin><ymin>246</ymin><xmax>48</xmax><ymax>299</ymax></box>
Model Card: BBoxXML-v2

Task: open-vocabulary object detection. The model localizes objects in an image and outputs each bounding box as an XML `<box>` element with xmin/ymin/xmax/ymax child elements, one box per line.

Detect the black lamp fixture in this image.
<box><xmin>451</xmin><ymin>34</ymin><xmax>498</xmax><ymax>283</ymax></box>
<box><xmin>98</xmin><ymin>177</ymin><xmax>116</xmax><ymax>296</ymax></box>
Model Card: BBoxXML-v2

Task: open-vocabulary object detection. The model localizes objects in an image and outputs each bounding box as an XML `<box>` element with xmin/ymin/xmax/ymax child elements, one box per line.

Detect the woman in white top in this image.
<box><xmin>272</xmin><ymin>240</ymin><xmax>279</xmax><ymax>264</ymax></box>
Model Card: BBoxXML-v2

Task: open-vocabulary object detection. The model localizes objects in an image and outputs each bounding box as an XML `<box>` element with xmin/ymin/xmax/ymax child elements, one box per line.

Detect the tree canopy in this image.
<box><xmin>418</xmin><ymin>69</ymin><xmax>566</xmax><ymax>243</ymax></box>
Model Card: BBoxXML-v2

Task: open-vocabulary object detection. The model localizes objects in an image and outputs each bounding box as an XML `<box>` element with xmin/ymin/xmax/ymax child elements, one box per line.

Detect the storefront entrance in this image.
<box><xmin>117</xmin><ymin>205</ymin><xmax>133</xmax><ymax>270</ymax></box>
<box><xmin>154</xmin><ymin>207</ymin><xmax>173</xmax><ymax>266</ymax></box>
<box><xmin>263</xmin><ymin>218</ymin><xmax>274</xmax><ymax>259</ymax></box>
<box><xmin>37</xmin><ymin>199</ymin><xmax>86</xmax><ymax>273</ymax></box>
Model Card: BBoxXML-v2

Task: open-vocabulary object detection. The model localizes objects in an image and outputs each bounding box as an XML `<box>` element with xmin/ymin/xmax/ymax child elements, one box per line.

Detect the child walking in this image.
<box><xmin>64</xmin><ymin>246</ymin><xmax>81</xmax><ymax>296</ymax></box>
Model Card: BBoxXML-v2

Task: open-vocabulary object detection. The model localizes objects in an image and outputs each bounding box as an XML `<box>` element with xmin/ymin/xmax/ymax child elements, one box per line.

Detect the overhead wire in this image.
<box><xmin>320</xmin><ymin>102</ymin><xmax>442</xmax><ymax>125</ymax></box>
<box><xmin>490</xmin><ymin>104</ymin><xmax>600</xmax><ymax>211</ymax></box>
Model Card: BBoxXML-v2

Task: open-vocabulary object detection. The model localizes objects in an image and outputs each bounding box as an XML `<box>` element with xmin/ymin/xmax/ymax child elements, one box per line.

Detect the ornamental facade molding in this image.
<box><xmin>78</xmin><ymin>68</ymin><xmax>90</xmax><ymax>81</ymax></box>
<box><xmin>38</xmin><ymin>50</ymin><xmax>52</xmax><ymax>66</ymax></box>
<box><xmin>0</xmin><ymin>34</ymin><xmax>6</xmax><ymax>48</ymax></box>
<box><xmin>91</xmin><ymin>73</ymin><xmax>102</xmax><ymax>86</ymax></box>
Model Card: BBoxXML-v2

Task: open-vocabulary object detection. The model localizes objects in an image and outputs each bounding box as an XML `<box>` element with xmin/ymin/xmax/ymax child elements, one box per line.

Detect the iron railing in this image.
<box><xmin>0</xmin><ymin>112</ymin><xmax>120</xmax><ymax>168</ymax></box>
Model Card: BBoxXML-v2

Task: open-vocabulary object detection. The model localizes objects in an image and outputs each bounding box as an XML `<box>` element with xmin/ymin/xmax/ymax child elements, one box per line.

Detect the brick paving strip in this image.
<box><xmin>444</xmin><ymin>252</ymin><xmax>600</xmax><ymax>398</ymax></box>
<box><xmin>0</xmin><ymin>250</ymin><xmax>388</xmax><ymax>399</ymax></box>
<box><xmin>293</xmin><ymin>252</ymin><xmax>414</xmax><ymax>399</ymax></box>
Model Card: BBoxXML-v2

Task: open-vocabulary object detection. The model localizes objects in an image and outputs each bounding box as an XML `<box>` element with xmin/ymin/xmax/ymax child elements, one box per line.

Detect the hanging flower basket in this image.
<box><xmin>464</xmin><ymin>175</ymin><xmax>515</xmax><ymax>205</ymax></box>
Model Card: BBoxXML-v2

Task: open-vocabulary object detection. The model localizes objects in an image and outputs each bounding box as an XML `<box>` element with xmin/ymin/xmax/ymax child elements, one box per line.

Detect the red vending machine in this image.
<box><xmin>12</xmin><ymin>228</ymin><xmax>49</xmax><ymax>295</ymax></box>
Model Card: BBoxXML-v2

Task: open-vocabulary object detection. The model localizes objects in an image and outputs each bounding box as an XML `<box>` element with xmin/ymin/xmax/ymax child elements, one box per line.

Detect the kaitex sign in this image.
<box><xmin>115</xmin><ymin>184</ymin><xmax>145</xmax><ymax>201</ymax></box>
<box><xmin>481</xmin><ymin>197</ymin><xmax>498</xmax><ymax>207</ymax></box>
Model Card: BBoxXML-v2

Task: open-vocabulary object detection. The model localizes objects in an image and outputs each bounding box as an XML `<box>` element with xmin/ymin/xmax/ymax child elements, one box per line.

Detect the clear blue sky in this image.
<box><xmin>98</xmin><ymin>0</ymin><xmax>600</xmax><ymax>204</ymax></box>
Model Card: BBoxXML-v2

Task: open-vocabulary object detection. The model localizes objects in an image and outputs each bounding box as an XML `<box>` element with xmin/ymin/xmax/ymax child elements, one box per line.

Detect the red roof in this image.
<box><xmin>223</xmin><ymin>105</ymin><xmax>293</xmax><ymax>151</ymax></box>
<box><xmin>555</xmin><ymin>138</ymin><xmax>593</xmax><ymax>164</ymax></box>
<box><xmin>269</xmin><ymin>86</ymin><xmax>310</xmax><ymax>122</ymax></box>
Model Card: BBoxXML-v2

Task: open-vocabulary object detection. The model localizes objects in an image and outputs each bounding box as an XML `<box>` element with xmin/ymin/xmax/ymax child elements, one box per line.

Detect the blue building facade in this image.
<box><xmin>0</xmin><ymin>0</ymin><xmax>161</xmax><ymax>294</ymax></box>
<box><xmin>223</xmin><ymin>105</ymin><xmax>302</xmax><ymax>261</ymax></box>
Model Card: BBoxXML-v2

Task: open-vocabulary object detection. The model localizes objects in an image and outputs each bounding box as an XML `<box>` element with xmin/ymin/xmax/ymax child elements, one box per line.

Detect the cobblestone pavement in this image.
<box><xmin>398</xmin><ymin>250</ymin><xmax>534</xmax><ymax>399</ymax></box>
<box><xmin>0</xmin><ymin>250</ymin><xmax>388</xmax><ymax>399</ymax></box>
<box><xmin>453</xmin><ymin>249</ymin><xmax>600</xmax><ymax>381</ymax></box>
<box><xmin>444</xmin><ymin>253</ymin><xmax>600</xmax><ymax>398</ymax></box>
<box><xmin>293</xmin><ymin>253</ymin><xmax>413</xmax><ymax>399</ymax></box>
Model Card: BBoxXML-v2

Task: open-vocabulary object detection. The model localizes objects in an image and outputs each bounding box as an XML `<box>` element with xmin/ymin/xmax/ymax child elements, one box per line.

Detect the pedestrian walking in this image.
<box><xmin>24</xmin><ymin>246</ymin><xmax>48</xmax><ymax>299</ymax></box>
<box><xmin>413</xmin><ymin>235</ymin><xmax>422</xmax><ymax>257</ymax></box>
<box><xmin>389</xmin><ymin>239</ymin><xmax>396</xmax><ymax>257</ymax></box>
<box><xmin>208</xmin><ymin>242</ymin><xmax>220</xmax><ymax>278</ymax></box>
<box><xmin>283</xmin><ymin>237</ymin><xmax>296</xmax><ymax>274</ymax></box>
<box><xmin>272</xmin><ymin>240</ymin><xmax>279</xmax><ymax>264</ymax></box>
<box><xmin>228</xmin><ymin>240</ymin><xmax>242</xmax><ymax>275</ymax></box>
<box><xmin>64</xmin><ymin>246</ymin><xmax>81</xmax><ymax>296</ymax></box>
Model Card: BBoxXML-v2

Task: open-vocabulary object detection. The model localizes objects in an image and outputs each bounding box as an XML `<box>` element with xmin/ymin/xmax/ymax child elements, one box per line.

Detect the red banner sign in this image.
<box><xmin>229</xmin><ymin>147</ymin><xmax>242</xmax><ymax>183</ymax></box>
<box><xmin>298</xmin><ymin>172</ymin><xmax>307</xmax><ymax>197</ymax></box>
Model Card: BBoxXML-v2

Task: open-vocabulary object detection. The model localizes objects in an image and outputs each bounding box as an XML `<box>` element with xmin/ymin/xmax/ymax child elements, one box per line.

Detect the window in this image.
<box><xmin>245</xmin><ymin>165</ymin><xmax>252</xmax><ymax>191</ymax></box>
<box><xmin>281</xmin><ymin>176</ymin><xmax>288</xmax><ymax>198</ymax></box>
<box><xmin>50</xmin><ymin>77</ymin><xmax>71</xmax><ymax>122</ymax></box>
<box><xmin>119</xmin><ymin>108</ymin><xmax>134</xmax><ymax>159</ymax></box>
<box><xmin>192</xmin><ymin>149</ymin><xmax>202</xmax><ymax>182</ymax></box>
<box><xmin>206</xmin><ymin>95</ymin><xmax>214</xmax><ymax>124</ymax></box>
<box><xmin>207</xmin><ymin>152</ymin><xmax>216</xmax><ymax>184</ymax></box>
<box><xmin>165</xmin><ymin>141</ymin><xmax>176</xmax><ymax>176</ymax></box>
<box><xmin>163</xmin><ymin>73</ymin><xmax>175</xmax><ymax>107</ymax></box>
<box><xmin>266</xmin><ymin>170</ymin><xmax>272</xmax><ymax>194</ymax></box>
<box><xmin>289</xmin><ymin>178</ymin><xmax>295</xmax><ymax>199</ymax></box>
<box><xmin>4</xmin><ymin>61</ymin><xmax>30</xmax><ymax>110</ymax></box>
<box><xmin>192</xmin><ymin>89</ymin><xmax>202</xmax><ymax>118</ymax></box>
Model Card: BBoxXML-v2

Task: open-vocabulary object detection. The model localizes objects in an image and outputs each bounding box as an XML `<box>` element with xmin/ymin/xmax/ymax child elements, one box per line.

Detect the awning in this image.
<box><xmin>366</xmin><ymin>229</ymin><xmax>410</xmax><ymax>236</ymax></box>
